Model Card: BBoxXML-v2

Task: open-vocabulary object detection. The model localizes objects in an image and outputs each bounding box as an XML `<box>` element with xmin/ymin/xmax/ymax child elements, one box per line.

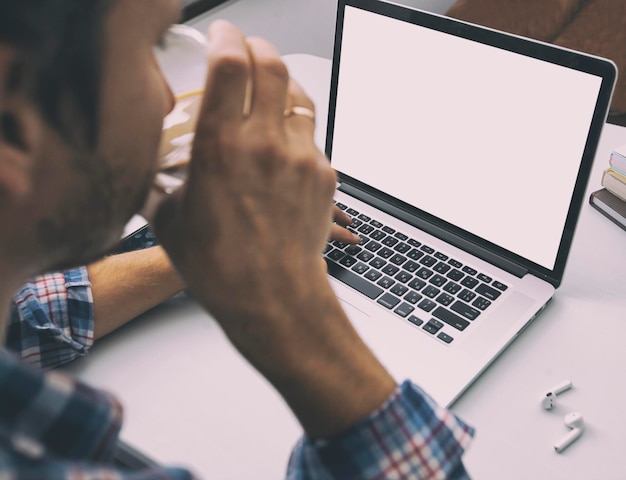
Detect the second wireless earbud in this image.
<box><xmin>554</xmin><ymin>412</ymin><xmax>584</xmax><ymax>453</ymax></box>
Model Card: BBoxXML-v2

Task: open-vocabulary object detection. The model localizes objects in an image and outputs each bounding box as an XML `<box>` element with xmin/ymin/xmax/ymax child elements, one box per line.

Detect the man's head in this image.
<box><xmin>0</xmin><ymin>0</ymin><xmax>177</xmax><ymax>281</ymax></box>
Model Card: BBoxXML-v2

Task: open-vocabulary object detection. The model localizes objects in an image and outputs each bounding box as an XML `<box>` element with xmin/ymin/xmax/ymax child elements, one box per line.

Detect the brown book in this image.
<box><xmin>590</xmin><ymin>188</ymin><xmax>626</xmax><ymax>231</ymax></box>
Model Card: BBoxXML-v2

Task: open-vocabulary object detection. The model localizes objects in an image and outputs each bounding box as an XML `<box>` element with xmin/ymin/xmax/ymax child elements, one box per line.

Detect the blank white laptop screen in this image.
<box><xmin>331</xmin><ymin>6</ymin><xmax>603</xmax><ymax>270</ymax></box>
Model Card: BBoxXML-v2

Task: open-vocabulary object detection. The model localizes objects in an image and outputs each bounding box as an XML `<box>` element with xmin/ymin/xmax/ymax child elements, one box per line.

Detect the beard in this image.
<box><xmin>36</xmin><ymin>149</ymin><xmax>154</xmax><ymax>273</ymax></box>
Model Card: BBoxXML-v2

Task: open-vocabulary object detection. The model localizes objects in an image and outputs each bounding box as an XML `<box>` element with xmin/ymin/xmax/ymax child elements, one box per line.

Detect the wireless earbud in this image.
<box><xmin>541</xmin><ymin>380</ymin><xmax>573</xmax><ymax>410</ymax></box>
<box><xmin>554</xmin><ymin>412</ymin><xmax>584</xmax><ymax>453</ymax></box>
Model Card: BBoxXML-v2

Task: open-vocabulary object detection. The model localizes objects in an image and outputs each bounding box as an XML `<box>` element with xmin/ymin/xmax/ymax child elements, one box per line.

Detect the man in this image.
<box><xmin>0</xmin><ymin>1</ymin><xmax>473</xmax><ymax>478</ymax></box>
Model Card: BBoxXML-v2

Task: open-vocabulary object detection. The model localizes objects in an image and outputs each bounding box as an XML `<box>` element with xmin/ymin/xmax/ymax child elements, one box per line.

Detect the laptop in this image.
<box><xmin>323</xmin><ymin>0</ymin><xmax>616</xmax><ymax>407</ymax></box>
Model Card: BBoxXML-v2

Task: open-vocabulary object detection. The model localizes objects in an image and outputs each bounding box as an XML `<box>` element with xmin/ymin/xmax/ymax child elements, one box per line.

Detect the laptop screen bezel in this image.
<box><xmin>326</xmin><ymin>0</ymin><xmax>616</xmax><ymax>288</ymax></box>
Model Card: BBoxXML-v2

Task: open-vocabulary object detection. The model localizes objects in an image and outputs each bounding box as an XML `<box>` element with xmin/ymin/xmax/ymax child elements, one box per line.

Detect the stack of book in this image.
<box><xmin>590</xmin><ymin>144</ymin><xmax>626</xmax><ymax>230</ymax></box>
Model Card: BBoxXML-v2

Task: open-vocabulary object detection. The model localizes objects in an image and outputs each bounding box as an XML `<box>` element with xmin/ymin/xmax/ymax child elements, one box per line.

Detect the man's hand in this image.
<box><xmin>152</xmin><ymin>20</ymin><xmax>395</xmax><ymax>438</ymax></box>
<box><xmin>329</xmin><ymin>204</ymin><xmax>360</xmax><ymax>244</ymax></box>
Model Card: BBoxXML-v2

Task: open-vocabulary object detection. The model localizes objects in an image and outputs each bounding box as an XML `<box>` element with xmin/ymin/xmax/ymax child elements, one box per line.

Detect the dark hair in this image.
<box><xmin>0</xmin><ymin>0</ymin><xmax>114</xmax><ymax>148</ymax></box>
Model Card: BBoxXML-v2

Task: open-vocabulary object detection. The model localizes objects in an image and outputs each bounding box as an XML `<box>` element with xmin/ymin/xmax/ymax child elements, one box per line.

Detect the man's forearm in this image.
<box><xmin>89</xmin><ymin>246</ymin><xmax>185</xmax><ymax>339</ymax></box>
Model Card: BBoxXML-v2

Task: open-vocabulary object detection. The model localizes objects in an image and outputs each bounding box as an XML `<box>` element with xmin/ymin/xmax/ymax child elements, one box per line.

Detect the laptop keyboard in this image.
<box><xmin>324</xmin><ymin>201</ymin><xmax>509</xmax><ymax>345</ymax></box>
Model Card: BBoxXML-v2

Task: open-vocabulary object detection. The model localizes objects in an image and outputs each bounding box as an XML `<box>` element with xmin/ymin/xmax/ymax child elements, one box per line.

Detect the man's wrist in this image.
<box><xmin>217</xmin><ymin>280</ymin><xmax>396</xmax><ymax>438</ymax></box>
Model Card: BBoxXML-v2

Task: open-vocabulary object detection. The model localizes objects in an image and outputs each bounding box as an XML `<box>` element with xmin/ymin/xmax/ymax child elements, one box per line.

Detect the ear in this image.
<box><xmin>0</xmin><ymin>45</ymin><xmax>42</xmax><ymax>201</ymax></box>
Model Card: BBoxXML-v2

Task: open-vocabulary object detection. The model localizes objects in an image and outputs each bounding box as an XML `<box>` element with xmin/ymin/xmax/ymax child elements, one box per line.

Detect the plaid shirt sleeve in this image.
<box><xmin>7</xmin><ymin>267</ymin><xmax>95</xmax><ymax>370</ymax></box>
<box><xmin>0</xmin><ymin>350</ymin><xmax>195</xmax><ymax>480</ymax></box>
<box><xmin>286</xmin><ymin>380</ymin><xmax>474</xmax><ymax>480</ymax></box>
<box><xmin>5</xmin><ymin>228</ymin><xmax>159</xmax><ymax>371</ymax></box>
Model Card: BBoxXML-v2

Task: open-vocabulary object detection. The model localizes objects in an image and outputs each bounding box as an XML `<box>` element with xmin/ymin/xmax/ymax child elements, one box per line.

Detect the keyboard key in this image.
<box><xmin>450</xmin><ymin>301</ymin><xmax>481</xmax><ymax>320</ymax></box>
<box><xmin>389</xmin><ymin>254</ymin><xmax>407</xmax><ymax>265</ymax></box>
<box><xmin>339</xmin><ymin>256</ymin><xmax>358</xmax><ymax>268</ymax></box>
<box><xmin>345</xmin><ymin>245</ymin><xmax>361</xmax><ymax>256</ymax></box>
<box><xmin>404</xmin><ymin>290</ymin><xmax>423</xmax><ymax>304</ymax></box>
<box><xmin>382</xmin><ymin>226</ymin><xmax>396</xmax><ymax>234</ymax></box>
<box><xmin>448</xmin><ymin>259</ymin><xmax>463</xmax><ymax>268</ymax></box>
<box><xmin>365</xmin><ymin>241</ymin><xmax>382</xmax><ymax>252</ymax></box>
<box><xmin>492</xmin><ymin>281</ymin><xmax>508</xmax><ymax>291</ymax></box>
<box><xmin>351</xmin><ymin>262</ymin><xmax>369</xmax><ymax>275</ymax></box>
<box><xmin>436</xmin><ymin>293</ymin><xmax>454</xmax><ymax>306</ymax></box>
<box><xmin>477</xmin><ymin>273</ymin><xmax>492</xmax><ymax>283</ymax></box>
<box><xmin>443</xmin><ymin>281</ymin><xmax>462</xmax><ymax>295</ymax></box>
<box><xmin>378</xmin><ymin>247</ymin><xmax>394</xmax><ymax>259</ymax></box>
<box><xmin>434</xmin><ymin>262</ymin><xmax>451</xmax><ymax>274</ymax></box>
<box><xmin>407</xmin><ymin>249</ymin><xmax>424</xmax><ymax>261</ymax></box>
<box><xmin>390</xmin><ymin>283</ymin><xmax>409</xmax><ymax>296</ymax></box>
<box><xmin>358</xmin><ymin>213</ymin><xmax>371</xmax><ymax>222</ymax></box>
<box><xmin>370</xmin><ymin>220</ymin><xmax>383</xmax><ymax>228</ymax></box>
<box><xmin>446</xmin><ymin>269</ymin><xmax>464</xmax><ymax>281</ymax></box>
<box><xmin>432</xmin><ymin>306</ymin><xmax>470</xmax><ymax>331</ymax></box>
<box><xmin>420</xmin><ymin>245</ymin><xmax>435</xmax><ymax>254</ymax></box>
<box><xmin>461</xmin><ymin>276</ymin><xmax>479</xmax><ymax>289</ymax></box>
<box><xmin>462</xmin><ymin>266</ymin><xmax>477</xmax><ymax>276</ymax></box>
<box><xmin>403</xmin><ymin>260</ymin><xmax>420</xmax><ymax>272</ymax></box>
<box><xmin>370</xmin><ymin>230</ymin><xmax>386</xmax><ymax>241</ymax></box>
<box><xmin>434</xmin><ymin>252</ymin><xmax>448</xmax><ymax>261</ymax></box>
<box><xmin>419</xmin><ymin>255</ymin><xmax>437</xmax><ymax>267</ymax></box>
<box><xmin>357</xmin><ymin>224</ymin><xmax>375</xmax><ymax>235</ymax></box>
<box><xmin>437</xmin><ymin>332</ymin><xmax>454</xmax><ymax>344</ymax></box>
<box><xmin>475</xmin><ymin>283</ymin><xmax>501</xmax><ymax>301</ymax></box>
<box><xmin>394</xmin><ymin>302</ymin><xmax>415</xmax><ymax>317</ymax></box>
<box><xmin>377</xmin><ymin>276</ymin><xmax>395</xmax><ymax>289</ymax></box>
<box><xmin>408</xmin><ymin>239</ymin><xmax>421</xmax><ymax>247</ymax></box>
<box><xmin>335</xmin><ymin>202</ymin><xmax>347</xmax><ymax>210</ymax></box>
<box><xmin>429</xmin><ymin>274</ymin><xmax>447</xmax><ymax>287</ymax></box>
<box><xmin>423</xmin><ymin>319</ymin><xmax>444</xmax><ymax>335</ymax></box>
<box><xmin>417</xmin><ymin>299</ymin><xmax>436</xmax><ymax>312</ymax></box>
<box><xmin>408</xmin><ymin>315</ymin><xmax>423</xmax><ymax>327</ymax></box>
<box><xmin>415</xmin><ymin>267</ymin><xmax>434</xmax><ymax>280</ymax></box>
<box><xmin>333</xmin><ymin>240</ymin><xmax>348</xmax><ymax>249</ymax></box>
<box><xmin>327</xmin><ymin>249</ymin><xmax>345</xmax><ymax>261</ymax></box>
<box><xmin>325</xmin><ymin>259</ymin><xmax>384</xmax><ymax>299</ymax></box>
<box><xmin>408</xmin><ymin>278</ymin><xmax>426</xmax><ymax>290</ymax></box>
<box><xmin>394</xmin><ymin>242</ymin><xmax>411</xmax><ymax>254</ymax></box>
<box><xmin>423</xmin><ymin>285</ymin><xmax>440</xmax><ymax>298</ymax></box>
<box><xmin>394</xmin><ymin>271</ymin><xmax>412</xmax><ymax>284</ymax></box>
<box><xmin>394</xmin><ymin>232</ymin><xmax>408</xmax><ymax>241</ymax></box>
<box><xmin>382</xmin><ymin>264</ymin><xmax>400</xmax><ymax>276</ymax></box>
<box><xmin>365</xmin><ymin>269</ymin><xmax>382</xmax><ymax>282</ymax></box>
<box><xmin>458</xmin><ymin>289</ymin><xmax>476</xmax><ymax>303</ymax></box>
<box><xmin>323</xmin><ymin>244</ymin><xmax>333</xmax><ymax>254</ymax></box>
<box><xmin>369</xmin><ymin>257</ymin><xmax>387</xmax><ymax>269</ymax></box>
<box><xmin>382</xmin><ymin>236</ymin><xmax>398</xmax><ymax>247</ymax></box>
<box><xmin>346</xmin><ymin>208</ymin><xmax>359</xmax><ymax>216</ymax></box>
<box><xmin>357</xmin><ymin>250</ymin><xmax>374</xmax><ymax>262</ymax></box>
<box><xmin>472</xmin><ymin>296</ymin><xmax>492</xmax><ymax>310</ymax></box>
<box><xmin>377</xmin><ymin>292</ymin><xmax>401</xmax><ymax>309</ymax></box>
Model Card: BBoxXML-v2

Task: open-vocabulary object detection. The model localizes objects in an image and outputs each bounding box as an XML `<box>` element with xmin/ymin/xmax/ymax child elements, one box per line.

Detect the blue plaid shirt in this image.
<box><xmin>6</xmin><ymin>227</ymin><xmax>158</xmax><ymax>369</ymax></box>
<box><xmin>0</xmin><ymin>349</ymin><xmax>473</xmax><ymax>479</ymax></box>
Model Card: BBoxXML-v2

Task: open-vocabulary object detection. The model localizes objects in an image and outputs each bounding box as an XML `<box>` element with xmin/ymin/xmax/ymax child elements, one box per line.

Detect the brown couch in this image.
<box><xmin>446</xmin><ymin>0</ymin><xmax>626</xmax><ymax>124</ymax></box>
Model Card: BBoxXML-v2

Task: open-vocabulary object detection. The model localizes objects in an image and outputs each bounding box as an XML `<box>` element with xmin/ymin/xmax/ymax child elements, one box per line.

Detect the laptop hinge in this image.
<box><xmin>339</xmin><ymin>183</ymin><xmax>528</xmax><ymax>278</ymax></box>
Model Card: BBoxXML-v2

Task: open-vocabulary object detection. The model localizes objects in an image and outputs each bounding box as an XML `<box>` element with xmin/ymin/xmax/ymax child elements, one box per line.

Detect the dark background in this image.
<box><xmin>182</xmin><ymin>0</ymin><xmax>230</xmax><ymax>21</ymax></box>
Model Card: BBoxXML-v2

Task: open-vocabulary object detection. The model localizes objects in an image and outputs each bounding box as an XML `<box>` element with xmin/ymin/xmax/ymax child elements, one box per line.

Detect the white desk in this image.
<box><xmin>63</xmin><ymin>1</ymin><xmax>626</xmax><ymax>478</ymax></box>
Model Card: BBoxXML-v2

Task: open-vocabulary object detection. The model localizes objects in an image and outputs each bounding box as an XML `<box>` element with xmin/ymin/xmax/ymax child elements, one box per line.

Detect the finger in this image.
<box><xmin>329</xmin><ymin>224</ymin><xmax>361</xmax><ymax>244</ymax></box>
<box><xmin>199</xmin><ymin>20</ymin><xmax>250</xmax><ymax>126</ymax></box>
<box><xmin>245</xmin><ymin>36</ymin><xmax>289</xmax><ymax>125</ymax></box>
<box><xmin>332</xmin><ymin>205</ymin><xmax>352</xmax><ymax>227</ymax></box>
<box><xmin>284</xmin><ymin>77</ymin><xmax>316</xmax><ymax>132</ymax></box>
